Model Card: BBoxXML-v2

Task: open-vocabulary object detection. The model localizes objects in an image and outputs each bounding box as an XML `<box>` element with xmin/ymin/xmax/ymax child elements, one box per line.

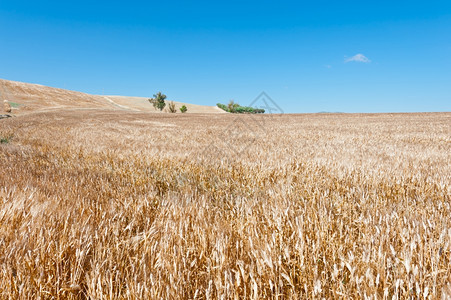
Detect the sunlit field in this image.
<box><xmin>0</xmin><ymin>110</ymin><xmax>450</xmax><ymax>298</ymax></box>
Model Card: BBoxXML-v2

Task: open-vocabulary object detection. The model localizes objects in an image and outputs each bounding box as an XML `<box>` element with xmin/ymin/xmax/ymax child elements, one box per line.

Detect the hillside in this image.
<box><xmin>0</xmin><ymin>79</ymin><xmax>225</xmax><ymax>114</ymax></box>
<box><xmin>0</xmin><ymin>79</ymin><xmax>115</xmax><ymax>113</ymax></box>
<box><xmin>104</xmin><ymin>95</ymin><xmax>225</xmax><ymax>114</ymax></box>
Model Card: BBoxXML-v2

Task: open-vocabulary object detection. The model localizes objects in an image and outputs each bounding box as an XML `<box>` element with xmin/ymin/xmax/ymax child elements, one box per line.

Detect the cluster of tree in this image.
<box><xmin>217</xmin><ymin>100</ymin><xmax>265</xmax><ymax>114</ymax></box>
<box><xmin>148</xmin><ymin>92</ymin><xmax>187</xmax><ymax>113</ymax></box>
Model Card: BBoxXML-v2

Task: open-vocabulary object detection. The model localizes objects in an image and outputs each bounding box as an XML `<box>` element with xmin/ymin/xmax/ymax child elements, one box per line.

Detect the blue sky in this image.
<box><xmin>1</xmin><ymin>1</ymin><xmax>450</xmax><ymax>112</ymax></box>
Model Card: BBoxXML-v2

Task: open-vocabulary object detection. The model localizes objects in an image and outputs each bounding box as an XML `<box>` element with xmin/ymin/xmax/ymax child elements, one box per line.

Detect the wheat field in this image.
<box><xmin>0</xmin><ymin>110</ymin><xmax>450</xmax><ymax>299</ymax></box>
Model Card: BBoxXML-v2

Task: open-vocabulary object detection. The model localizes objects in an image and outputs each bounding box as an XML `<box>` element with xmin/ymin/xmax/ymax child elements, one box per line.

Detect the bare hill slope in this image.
<box><xmin>0</xmin><ymin>78</ymin><xmax>225</xmax><ymax>114</ymax></box>
<box><xmin>105</xmin><ymin>95</ymin><xmax>225</xmax><ymax>114</ymax></box>
<box><xmin>0</xmin><ymin>79</ymin><xmax>115</xmax><ymax>113</ymax></box>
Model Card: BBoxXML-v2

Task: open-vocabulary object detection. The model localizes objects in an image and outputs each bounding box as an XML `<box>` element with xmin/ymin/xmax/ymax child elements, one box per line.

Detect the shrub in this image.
<box><xmin>180</xmin><ymin>105</ymin><xmax>188</xmax><ymax>113</ymax></box>
<box><xmin>168</xmin><ymin>101</ymin><xmax>177</xmax><ymax>113</ymax></box>
<box><xmin>0</xmin><ymin>132</ymin><xmax>13</xmax><ymax>144</ymax></box>
<box><xmin>9</xmin><ymin>102</ymin><xmax>20</xmax><ymax>108</ymax></box>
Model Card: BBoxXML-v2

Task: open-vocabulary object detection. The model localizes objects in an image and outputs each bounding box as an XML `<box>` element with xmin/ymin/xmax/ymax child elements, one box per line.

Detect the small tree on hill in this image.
<box><xmin>180</xmin><ymin>105</ymin><xmax>188</xmax><ymax>113</ymax></box>
<box><xmin>148</xmin><ymin>92</ymin><xmax>167</xmax><ymax>111</ymax></box>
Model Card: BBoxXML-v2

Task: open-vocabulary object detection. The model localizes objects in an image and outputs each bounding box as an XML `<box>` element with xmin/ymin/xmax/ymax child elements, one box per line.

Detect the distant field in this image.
<box><xmin>0</xmin><ymin>111</ymin><xmax>450</xmax><ymax>298</ymax></box>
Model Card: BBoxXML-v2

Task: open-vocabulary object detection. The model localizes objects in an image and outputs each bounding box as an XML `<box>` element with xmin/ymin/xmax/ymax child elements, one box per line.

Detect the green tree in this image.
<box><xmin>148</xmin><ymin>92</ymin><xmax>167</xmax><ymax>111</ymax></box>
<box><xmin>180</xmin><ymin>105</ymin><xmax>188</xmax><ymax>113</ymax></box>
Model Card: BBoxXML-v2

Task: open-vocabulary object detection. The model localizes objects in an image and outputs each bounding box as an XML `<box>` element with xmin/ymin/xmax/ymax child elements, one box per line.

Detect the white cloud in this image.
<box><xmin>345</xmin><ymin>54</ymin><xmax>371</xmax><ymax>63</ymax></box>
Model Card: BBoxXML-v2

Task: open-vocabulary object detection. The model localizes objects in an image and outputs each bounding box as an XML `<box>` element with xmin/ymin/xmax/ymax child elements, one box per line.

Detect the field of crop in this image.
<box><xmin>0</xmin><ymin>110</ymin><xmax>450</xmax><ymax>299</ymax></box>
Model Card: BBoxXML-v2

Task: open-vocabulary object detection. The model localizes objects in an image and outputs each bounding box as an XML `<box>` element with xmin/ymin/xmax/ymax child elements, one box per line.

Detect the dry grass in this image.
<box><xmin>0</xmin><ymin>110</ymin><xmax>450</xmax><ymax>299</ymax></box>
